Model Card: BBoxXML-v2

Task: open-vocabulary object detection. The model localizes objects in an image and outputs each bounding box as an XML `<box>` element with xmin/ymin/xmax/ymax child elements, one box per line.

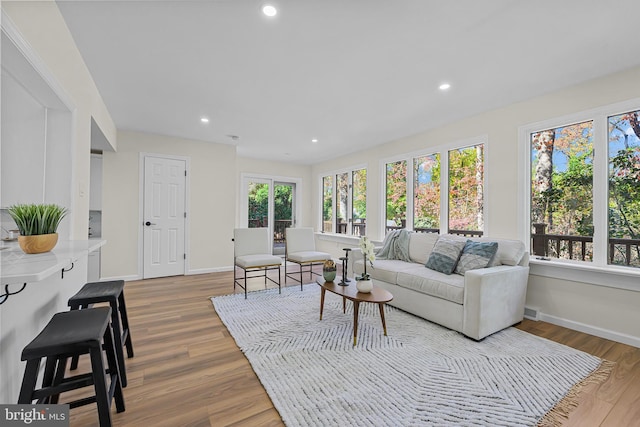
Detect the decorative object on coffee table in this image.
<box><xmin>8</xmin><ymin>204</ymin><xmax>67</xmax><ymax>254</ymax></box>
<box><xmin>356</xmin><ymin>236</ymin><xmax>375</xmax><ymax>293</ymax></box>
<box><xmin>338</xmin><ymin>248</ymin><xmax>351</xmax><ymax>286</ymax></box>
<box><xmin>322</xmin><ymin>259</ymin><xmax>337</xmax><ymax>282</ymax></box>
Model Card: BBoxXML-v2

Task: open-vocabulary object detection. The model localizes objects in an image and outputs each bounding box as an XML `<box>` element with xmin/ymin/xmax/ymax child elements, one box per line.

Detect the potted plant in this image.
<box><xmin>7</xmin><ymin>204</ymin><xmax>68</xmax><ymax>254</ymax></box>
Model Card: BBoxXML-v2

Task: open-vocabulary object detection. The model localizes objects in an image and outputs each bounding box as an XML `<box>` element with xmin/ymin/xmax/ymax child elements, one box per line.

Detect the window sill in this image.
<box><xmin>529</xmin><ymin>257</ymin><xmax>640</xmax><ymax>292</ymax></box>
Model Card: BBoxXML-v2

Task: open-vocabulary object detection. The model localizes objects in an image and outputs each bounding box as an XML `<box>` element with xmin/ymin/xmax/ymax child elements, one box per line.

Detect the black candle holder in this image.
<box><xmin>338</xmin><ymin>248</ymin><xmax>351</xmax><ymax>286</ymax></box>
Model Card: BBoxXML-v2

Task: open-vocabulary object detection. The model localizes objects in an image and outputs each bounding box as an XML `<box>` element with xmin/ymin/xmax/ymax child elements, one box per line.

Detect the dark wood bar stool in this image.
<box><xmin>18</xmin><ymin>307</ymin><xmax>125</xmax><ymax>427</ymax></box>
<box><xmin>68</xmin><ymin>280</ymin><xmax>134</xmax><ymax>387</ymax></box>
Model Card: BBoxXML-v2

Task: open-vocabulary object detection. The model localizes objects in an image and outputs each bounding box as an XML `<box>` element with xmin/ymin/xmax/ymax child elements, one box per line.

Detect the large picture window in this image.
<box><xmin>608</xmin><ymin>110</ymin><xmax>640</xmax><ymax>267</ymax></box>
<box><xmin>321</xmin><ymin>167</ymin><xmax>367</xmax><ymax>235</ymax></box>
<box><xmin>530</xmin><ymin>121</ymin><xmax>594</xmax><ymax>261</ymax></box>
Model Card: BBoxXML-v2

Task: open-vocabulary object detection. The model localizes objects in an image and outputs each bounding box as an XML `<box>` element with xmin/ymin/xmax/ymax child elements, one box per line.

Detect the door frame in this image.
<box><xmin>239</xmin><ymin>173</ymin><xmax>302</xmax><ymax>237</ymax></box>
<box><xmin>138</xmin><ymin>152</ymin><xmax>191</xmax><ymax>279</ymax></box>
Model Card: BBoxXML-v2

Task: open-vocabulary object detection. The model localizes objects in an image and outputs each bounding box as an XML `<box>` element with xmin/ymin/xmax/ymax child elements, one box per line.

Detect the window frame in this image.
<box><xmin>319</xmin><ymin>164</ymin><xmax>368</xmax><ymax>236</ymax></box>
<box><xmin>518</xmin><ymin>97</ymin><xmax>640</xmax><ymax>289</ymax></box>
<box><xmin>379</xmin><ymin>136</ymin><xmax>488</xmax><ymax>238</ymax></box>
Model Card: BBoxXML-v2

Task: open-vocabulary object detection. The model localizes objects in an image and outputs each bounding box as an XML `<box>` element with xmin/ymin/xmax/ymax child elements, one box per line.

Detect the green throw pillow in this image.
<box><xmin>455</xmin><ymin>240</ymin><xmax>498</xmax><ymax>275</ymax></box>
<box><xmin>425</xmin><ymin>236</ymin><xmax>466</xmax><ymax>275</ymax></box>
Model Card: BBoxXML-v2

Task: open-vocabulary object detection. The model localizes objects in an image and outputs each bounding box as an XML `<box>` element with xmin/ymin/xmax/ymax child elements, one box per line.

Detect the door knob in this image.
<box><xmin>145</xmin><ymin>221</ymin><xmax>156</xmax><ymax>226</ymax></box>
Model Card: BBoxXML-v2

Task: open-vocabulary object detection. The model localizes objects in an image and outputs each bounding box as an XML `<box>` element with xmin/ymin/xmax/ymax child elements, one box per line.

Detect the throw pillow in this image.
<box><xmin>455</xmin><ymin>240</ymin><xmax>498</xmax><ymax>275</ymax></box>
<box><xmin>425</xmin><ymin>236</ymin><xmax>466</xmax><ymax>275</ymax></box>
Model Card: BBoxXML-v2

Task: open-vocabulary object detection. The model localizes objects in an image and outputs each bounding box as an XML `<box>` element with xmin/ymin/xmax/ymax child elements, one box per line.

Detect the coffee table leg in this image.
<box><xmin>353</xmin><ymin>301</ymin><xmax>360</xmax><ymax>346</ymax></box>
<box><xmin>342</xmin><ymin>296</ymin><xmax>346</xmax><ymax>314</ymax></box>
<box><xmin>320</xmin><ymin>287</ymin><xmax>326</xmax><ymax>321</ymax></box>
<box><xmin>378</xmin><ymin>303</ymin><xmax>388</xmax><ymax>336</ymax></box>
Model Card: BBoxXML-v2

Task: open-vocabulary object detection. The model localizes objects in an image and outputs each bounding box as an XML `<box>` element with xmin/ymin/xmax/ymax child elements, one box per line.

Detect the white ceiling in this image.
<box><xmin>56</xmin><ymin>0</ymin><xmax>640</xmax><ymax>164</ymax></box>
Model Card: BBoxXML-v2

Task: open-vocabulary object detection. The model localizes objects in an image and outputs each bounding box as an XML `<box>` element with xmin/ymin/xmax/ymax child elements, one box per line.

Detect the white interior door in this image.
<box><xmin>143</xmin><ymin>156</ymin><xmax>186</xmax><ymax>278</ymax></box>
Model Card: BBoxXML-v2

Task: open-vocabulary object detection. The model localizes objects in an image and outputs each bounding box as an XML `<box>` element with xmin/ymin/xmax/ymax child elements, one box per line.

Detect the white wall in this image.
<box><xmin>2</xmin><ymin>1</ymin><xmax>117</xmax><ymax>239</ymax></box>
<box><xmin>102</xmin><ymin>131</ymin><xmax>236</xmax><ymax>279</ymax></box>
<box><xmin>311</xmin><ymin>65</ymin><xmax>640</xmax><ymax>345</ymax></box>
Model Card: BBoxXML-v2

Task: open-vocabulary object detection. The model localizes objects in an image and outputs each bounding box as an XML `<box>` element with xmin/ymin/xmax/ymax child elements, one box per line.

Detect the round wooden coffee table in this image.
<box><xmin>316</xmin><ymin>276</ymin><xmax>393</xmax><ymax>346</ymax></box>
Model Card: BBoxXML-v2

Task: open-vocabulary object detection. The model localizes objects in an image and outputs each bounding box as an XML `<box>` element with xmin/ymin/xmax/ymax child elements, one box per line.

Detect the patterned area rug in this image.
<box><xmin>211</xmin><ymin>285</ymin><xmax>612</xmax><ymax>427</ymax></box>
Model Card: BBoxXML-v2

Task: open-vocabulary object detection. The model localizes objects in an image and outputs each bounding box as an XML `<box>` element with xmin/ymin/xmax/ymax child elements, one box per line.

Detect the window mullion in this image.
<box><xmin>406</xmin><ymin>158</ymin><xmax>414</xmax><ymax>231</ymax></box>
<box><xmin>592</xmin><ymin>115</ymin><xmax>609</xmax><ymax>266</ymax></box>
<box><xmin>440</xmin><ymin>150</ymin><xmax>449</xmax><ymax>234</ymax></box>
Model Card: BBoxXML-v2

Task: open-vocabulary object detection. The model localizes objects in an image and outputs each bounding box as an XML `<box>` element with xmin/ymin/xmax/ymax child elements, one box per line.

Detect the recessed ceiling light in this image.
<box><xmin>262</xmin><ymin>4</ymin><xmax>277</xmax><ymax>17</ymax></box>
<box><xmin>311</xmin><ymin>139</ymin><xmax>318</xmax><ymax>143</ymax></box>
<box><xmin>200</xmin><ymin>117</ymin><xmax>210</xmax><ymax>123</ymax></box>
<box><xmin>439</xmin><ymin>83</ymin><xmax>451</xmax><ymax>91</ymax></box>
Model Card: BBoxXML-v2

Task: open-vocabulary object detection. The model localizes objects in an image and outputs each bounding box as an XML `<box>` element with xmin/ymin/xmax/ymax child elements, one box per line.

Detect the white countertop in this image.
<box><xmin>0</xmin><ymin>239</ymin><xmax>105</xmax><ymax>284</ymax></box>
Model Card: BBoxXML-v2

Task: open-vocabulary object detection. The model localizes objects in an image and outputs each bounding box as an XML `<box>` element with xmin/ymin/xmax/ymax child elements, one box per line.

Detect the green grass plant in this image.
<box><xmin>7</xmin><ymin>204</ymin><xmax>68</xmax><ymax>236</ymax></box>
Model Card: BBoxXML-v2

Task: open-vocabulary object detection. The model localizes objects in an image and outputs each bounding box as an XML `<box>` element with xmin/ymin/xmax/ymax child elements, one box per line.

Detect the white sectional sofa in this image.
<box><xmin>352</xmin><ymin>233</ymin><xmax>530</xmax><ymax>340</ymax></box>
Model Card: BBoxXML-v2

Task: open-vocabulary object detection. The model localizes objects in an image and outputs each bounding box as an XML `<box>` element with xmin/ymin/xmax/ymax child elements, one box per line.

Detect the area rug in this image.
<box><xmin>211</xmin><ymin>285</ymin><xmax>612</xmax><ymax>427</ymax></box>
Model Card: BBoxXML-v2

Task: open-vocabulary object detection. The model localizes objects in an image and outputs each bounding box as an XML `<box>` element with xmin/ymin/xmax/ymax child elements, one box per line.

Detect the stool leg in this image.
<box><xmin>89</xmin><ymin>345</ymin><xmax>113</xmax><ymax>427</ymax></box>
<box><xmin>40</xmin><ymin>356</ymin><xmax>57</xmax><ymax>404</ymax></box>
<box><xmin>69</xmin><ymin>303</ymin><xmax>87</xmax><ymax>371</ymax></box>
<box><xmin>109</xmin><ymin>301</ymin><xmax>128</xmax><ymax>388</ymax></box>
<box><xmin>18</xmin><ymin>359</ymin><xmax>41</xmax><ymax>404</ymax></box>
<box><xmin>49</xmin><ymin>356</ymin><xmax>68</xmax><ymax>404</ymax></box>
<box><xmin>118</xmin><ymin>292</ymin><xmax>134</xmax><ymax>358</ymax></box>
<box><xmin>103</xmin><ymin>325</ymin><xmax>125</xmax><ymax>413</ymax></box>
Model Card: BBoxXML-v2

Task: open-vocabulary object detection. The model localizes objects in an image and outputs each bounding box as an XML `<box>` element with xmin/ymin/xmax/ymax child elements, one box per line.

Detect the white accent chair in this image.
<box><xmin>233</xmin><ymin>228</ymin><xmax>282</xmax><ymax>299</ymax></box>
<box><xmin>285</xmin><ymin>227</ymin><xmax>331</xmax><ymax>290</ymax></box>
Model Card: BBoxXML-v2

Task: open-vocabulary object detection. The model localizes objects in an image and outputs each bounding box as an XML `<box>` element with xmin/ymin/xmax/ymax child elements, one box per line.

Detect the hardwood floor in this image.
<box><xmin>65</xmin><ymin>269</ymin><xmax>640</xmax><ymax>426</ymax></box>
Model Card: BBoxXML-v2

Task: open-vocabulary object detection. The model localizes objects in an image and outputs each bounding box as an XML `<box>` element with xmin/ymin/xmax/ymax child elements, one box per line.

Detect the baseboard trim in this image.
<box><xmin>187</xmin><ymin>266</ymin><xmax>234</xmax><ymax>275</ymax></box>
<box><xmin>538</xmin><ymin>312</ymin><xmax>640</xmax><ymax>349</ymax></box>
<box><xmin>100</xmin><ymin>274</ymin><xmax>142</xmax><ymax>282</ymax></box>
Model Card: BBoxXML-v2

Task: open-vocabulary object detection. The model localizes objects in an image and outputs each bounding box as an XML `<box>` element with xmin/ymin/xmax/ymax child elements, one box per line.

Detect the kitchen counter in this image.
<box><xmin>0</xmin><ymin>239</ymin><xmax>105</xmax><ymax>284</ymax></box>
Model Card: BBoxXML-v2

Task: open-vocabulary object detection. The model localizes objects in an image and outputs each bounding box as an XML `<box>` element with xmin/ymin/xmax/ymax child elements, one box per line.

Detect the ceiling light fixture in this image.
<box><xmin>439</xmin><ymin>83</ymin><xmax>451</xmax><ymax>91</ymax></box>
<box><xmin>262</xmin><ymin>4</ymin><xmax>277</xmax><ymax>17</ymax></box>
<box><xmin>311</xmin><ymin>139</ymin><xmax>318</xmax><ymax>143</ymax></box>
<box><xmin>200</xmin><ymin>117</ymin><xmax>210</xmax><ymax>123</ymax></box>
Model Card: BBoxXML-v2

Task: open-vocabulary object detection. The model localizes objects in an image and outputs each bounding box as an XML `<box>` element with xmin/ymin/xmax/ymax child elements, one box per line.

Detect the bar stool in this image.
<box><xmin>68</xmin><ymin>280</ymin><xmax>134</xmax><ymax>387</ymax></box>
<box><xmin>18</xmin><ymin>307</ymin><xmax>125</xmax><ymax>427</ymax></box>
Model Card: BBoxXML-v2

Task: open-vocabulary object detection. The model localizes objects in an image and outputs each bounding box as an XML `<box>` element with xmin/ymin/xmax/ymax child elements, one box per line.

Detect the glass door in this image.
<box><xmin>243</xmin><ymin>176</ymin><xmax>297</xmax><ymax>256</ymax></box>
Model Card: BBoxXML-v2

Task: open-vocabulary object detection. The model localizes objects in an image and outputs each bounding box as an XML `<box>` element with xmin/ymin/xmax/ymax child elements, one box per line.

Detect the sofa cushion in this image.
<box><xmin>481</xmin><ymin>238</ymin><xmax>526</xmax><ymax>266</ymax></box>
<box><xmin>408</xmin><ymin>232</ymin><xmax>439</xmax><ymax>265</ymax></box>
<box><xmin>353</xmin><ymin>259</ymin><xmax>419</xmax><ymax>284</ymax></box>
<box><xmin>454</xmin><ymin>240</ymin><xmax>498</xmax><ymax>275</ymax></box>
<box><xmin>396</xmin><ymin>265</ymin><xmax>465</xmax><ymax>304</ymax></box>
<box><xmin>425</xmin><ymin>236</ymin><xmax>466</xmax><ymax>274</ymax></box>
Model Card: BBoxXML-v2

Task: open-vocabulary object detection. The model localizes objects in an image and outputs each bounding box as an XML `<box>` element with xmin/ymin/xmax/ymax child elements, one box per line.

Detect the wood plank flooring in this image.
<box><xmin>65</xmin><ymin>269</ymin><xmax>640</xmax><ymax>426</ymax></box>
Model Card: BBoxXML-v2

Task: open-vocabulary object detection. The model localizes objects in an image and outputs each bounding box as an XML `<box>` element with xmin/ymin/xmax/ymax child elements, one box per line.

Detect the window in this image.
<box><xmin>383</xmin><ymin>139</ymin><xmax>485</xmax><ymax>236</ymax></box>
<box><xmin>608</xmin><ymin>110</ymin><xmax>640</xmax><ymax>267</ymax></box>
<box><xmin>413</xmin><ymin>154</ymin><xmax>440</xmax><ymax>232</ymax></box>
<box><xmin>322</xmin><ymin>176</ymin><xmax>332</xmax><ymax>233</ymax></box>
<box><xmin>523</xmin><ymin>102</ymin><xmax>640</xmax><ymax>271</ymax></box>
<box><xmin>320</xmin><ymin>167</ymin><xmax>367</xmax><ymax>235</ymax></box>
<box><xmin>449</xmin><ymin>144</ymin><xmax>484</xmax><ymax>235</ymax></box>
<box><xmin>385</xmin><ymin>160</ymin><xmax>407</xmax><ymax>230</ymax></box>
<box><xmin>530</xmin><ymin>121</ymin><xmax>594</xmax><ymax>261</ymax></box>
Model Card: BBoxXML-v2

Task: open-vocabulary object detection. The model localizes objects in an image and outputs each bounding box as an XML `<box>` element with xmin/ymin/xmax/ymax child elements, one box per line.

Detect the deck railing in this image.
<box><xmin>532</xmin><ymin>223</ymin><xmax>640</xmax><ymax>266</ymax></box>
<box><xmin>248</xmin><ymin>218</ymin><xmax>292</xmax><ymax>243</ymax></box>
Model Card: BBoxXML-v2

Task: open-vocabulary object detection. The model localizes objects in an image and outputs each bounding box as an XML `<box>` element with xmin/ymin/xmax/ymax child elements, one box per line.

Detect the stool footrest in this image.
<box><xmin>32</xmin><ymin>373</ymin><xmax>93</xmax><ymax>401</ymax></box>
<box><xmin>69</xmin><ymin>395</ymin><xmax>97</xmax><ymax>409</ymax></box>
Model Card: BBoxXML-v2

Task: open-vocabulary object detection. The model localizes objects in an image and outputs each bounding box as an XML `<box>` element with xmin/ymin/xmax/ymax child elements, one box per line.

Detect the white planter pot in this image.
<box><xmin>356</xmin><ymin>279</ymin><xmax>373</xmax><ymax>293</ymax></box>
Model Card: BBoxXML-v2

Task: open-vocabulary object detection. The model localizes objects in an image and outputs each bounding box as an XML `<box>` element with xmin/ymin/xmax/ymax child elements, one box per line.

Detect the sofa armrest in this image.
<box><xmin>462</xmin><ymin>265</ymin><xmax>529</xmax><ymax>340</ymax></box>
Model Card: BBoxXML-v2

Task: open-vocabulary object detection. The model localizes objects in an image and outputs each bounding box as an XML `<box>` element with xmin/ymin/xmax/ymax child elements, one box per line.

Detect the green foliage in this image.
<box><xmin>248</xmin><ymin>183</ymin><xmax>293</xmax><ymax>225</ymax></box>
<box><xmin>7</xmin><ymin>204</ymin><xmax>68</xmax><ymax>236</ymax></box>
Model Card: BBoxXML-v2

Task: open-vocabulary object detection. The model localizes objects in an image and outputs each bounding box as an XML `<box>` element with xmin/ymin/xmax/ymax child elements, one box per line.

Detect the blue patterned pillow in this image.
<box><xmin>455</xmin><ymin>240</ymin><xmax>498</xmax><ymax>275</ymax></box>
<box><xmin>425</xmin><ymin>236</ymin><xmax>466</xmax><ymax>275</ymax></box>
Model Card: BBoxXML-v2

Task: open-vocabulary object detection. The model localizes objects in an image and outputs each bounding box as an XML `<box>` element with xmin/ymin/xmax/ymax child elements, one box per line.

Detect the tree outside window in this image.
<box><xmin>322</xmin><ymin>176</ymin><xmax>332</xmax><ymax>233</ymax></box>
<box><xmin>609</xmin><ymin>110</ymin><xmax>640</xmax><ymax>267</ymax></box>
<box><xmin>449</xmin><ymin>144</ymin><xmax>484</xmax><ymax>233</ymax></box>
<box><xmin>386</xmin><ymin>160</ymin><xmax>407</xmax><ymax>229</ymax></box>
<box><xmin>413</xmin><ymin>154</ymin><xmax>440</xmax><ymax>232</ymax></box>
